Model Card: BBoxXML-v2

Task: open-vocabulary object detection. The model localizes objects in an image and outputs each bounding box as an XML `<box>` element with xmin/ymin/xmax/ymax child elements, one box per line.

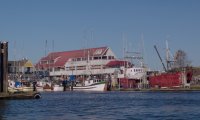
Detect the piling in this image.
<box><xmin>0</xmin><ymin>42</ymin><xmax>8</xmax><ymax>93</ymax></box>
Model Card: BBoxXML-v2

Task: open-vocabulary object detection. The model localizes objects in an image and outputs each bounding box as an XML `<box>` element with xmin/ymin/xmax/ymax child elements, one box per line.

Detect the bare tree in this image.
<box><xmin>174</xmin><ymin>50</ymin><xmax>191</xmax><ymax>68</ymax></box>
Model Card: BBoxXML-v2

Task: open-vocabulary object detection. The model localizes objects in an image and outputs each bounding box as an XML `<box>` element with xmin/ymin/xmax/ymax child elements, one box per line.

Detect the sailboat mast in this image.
<box><xmin>166</xmin><ymin>40</ymin><xmax>170</xmax><ymax>70</ymax></box>
<box><xmin>14</xmin><ymin>41</ymin><xmax>16</xmax><ymax>75</ymax></box>
<box><xmin>52</xmin><ymin>40</ymin><xmax>55</xmax><ymax>75</ymax></box>
<box><xmin>45</xmin><ymin>40</ymin><xmax>47</xmax><ymax>57</ymax></box>
<box><xmin>140</xmin><ymin>33</ymin><xmax>145</xmax><ymax>67</ymax></box>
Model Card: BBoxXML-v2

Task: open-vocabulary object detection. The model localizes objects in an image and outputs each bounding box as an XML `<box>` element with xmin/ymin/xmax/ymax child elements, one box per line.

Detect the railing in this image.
<box><xmin>50</xmin><ymin>68</ymin><xmax>117</xmax><ymax>76</ymax></box>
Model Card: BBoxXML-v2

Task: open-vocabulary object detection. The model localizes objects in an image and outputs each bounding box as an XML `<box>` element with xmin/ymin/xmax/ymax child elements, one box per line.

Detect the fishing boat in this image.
<box><xmin>149</xmin><ymin>42</ymin><xmax>193</xmax><ymax>89</ymax></box>
<box><xmin>73</xmin><ymin>76</ymin><xmax>106</xmax><ymax>91</ymax></box>
<box><xmin>149</xmin><ymin>68</ymin><xmax>193</xmax><ymax>88</ymax></box>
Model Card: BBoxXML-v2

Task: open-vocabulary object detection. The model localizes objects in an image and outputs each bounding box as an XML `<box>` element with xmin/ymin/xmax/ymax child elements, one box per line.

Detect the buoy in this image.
<box><xmin>34</xmin><ymin>93</ymin><xmax>41</xmax><ymax>99</ymax></box>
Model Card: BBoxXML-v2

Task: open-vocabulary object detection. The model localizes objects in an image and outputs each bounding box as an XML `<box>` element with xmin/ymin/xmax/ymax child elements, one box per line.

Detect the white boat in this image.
<box><xmin>22</xmin><ymin>86</ymin><xmax>34</xmax><ymax>92</ymax></box>
<box><xmin>8</xmin><ymin>80</ymin><xmax>34</xmax><ymax>92</ymax></box>
<box><xmin>8</xmin><ymin>86</ymin><xmax>23</xmax><ymax>93</ymax></box>
<box><xmin>36</xmin><ymin>86</ymin><xmax>44</xmax><ymax>92</ymax></box>
<box><xmin>53</xmin><ymin>84</ymin><xmax>64</xmax><ymax>91</ymax></box>
<box><xmin>73</xmin><ymin>78</ymin><xmax>106</xmax><ymax>91</ymax></box>
<box><xmin>37</xmin><ymin>81</ymin><xmax>52</xmax><ymax>91</ymax></box>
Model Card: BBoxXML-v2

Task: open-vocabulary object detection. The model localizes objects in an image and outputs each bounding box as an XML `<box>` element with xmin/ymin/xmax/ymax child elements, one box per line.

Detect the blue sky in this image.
<box><xmin>0</xmin><ymin>0</ymin><xmax>200</xmax><ymax>70</ymax></box>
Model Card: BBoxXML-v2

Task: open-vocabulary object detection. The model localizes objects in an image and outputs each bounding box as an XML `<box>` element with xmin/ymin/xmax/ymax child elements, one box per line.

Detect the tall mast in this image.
<box><xmin>122</xmin><ymin>33</ymin><xmax>126</xmax><ymax>67</ymax></box>
<box><xmin>166</xmin><ymin>40</ymin><xmax>170</xmax><ymax>70</ymax></box>
<box><xmin>140</xmin><ymin>33</ymin><xmax>145</xmax><ymax>67</ymax></box>
<box><xmin>52</xmin><ymin>40</ymin><xmax>54</xmax><ymax>75</ymax></box>
<box><xmin>14</xmin><ymin>41</ymin><xmax>16</xmax><ymax>75</ymax></box>
<box><xmin>45</xmin><ymin>40</ymin><xmax>47</xmax><ymax>57</ymax></box>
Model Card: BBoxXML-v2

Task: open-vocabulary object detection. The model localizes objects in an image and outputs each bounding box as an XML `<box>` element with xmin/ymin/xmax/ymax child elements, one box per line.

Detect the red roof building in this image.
<box><xmin>35</xmin><ymin>46</ymin><xmax>118</xmax><ymax>76</ymax></box>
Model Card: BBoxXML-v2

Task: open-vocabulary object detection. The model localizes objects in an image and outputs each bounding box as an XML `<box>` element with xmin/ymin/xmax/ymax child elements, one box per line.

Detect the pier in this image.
<box><xmin>0</xmin><ymin>42</ymin><xmax>41</xmax><ymax>100</ymax></box>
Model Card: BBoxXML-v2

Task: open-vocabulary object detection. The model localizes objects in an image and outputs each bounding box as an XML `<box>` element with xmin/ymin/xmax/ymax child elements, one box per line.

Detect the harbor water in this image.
<box><xmin>1</xmin><ymin>91</ymin><xmax>200</xmax><ymax>120</ymax></box>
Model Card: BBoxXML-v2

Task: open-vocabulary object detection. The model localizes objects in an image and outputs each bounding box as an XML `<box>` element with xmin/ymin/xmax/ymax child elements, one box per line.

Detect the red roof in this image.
<box><xmin>35</xmin><ymin>47</ymin><xmax>108</xmax><ymax>69</ymax></box>
<box><xmin>106</xmin><ymin>60</ymin><xmax>132</xmax><ymax>67</ymax></box>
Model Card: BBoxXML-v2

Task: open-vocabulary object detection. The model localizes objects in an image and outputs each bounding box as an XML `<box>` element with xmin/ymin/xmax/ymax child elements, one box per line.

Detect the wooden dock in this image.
<box><xmin>0</xmin><ymin>92</ymin><xmax>41</xmax><ymax>100</ymax></box>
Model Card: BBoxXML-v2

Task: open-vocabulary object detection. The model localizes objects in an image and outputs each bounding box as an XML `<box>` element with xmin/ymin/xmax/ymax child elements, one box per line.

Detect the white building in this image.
<box><xmin>35</xmin><ymin>46</ymin><xmax>119</xmax><ymax>77</ymax></box>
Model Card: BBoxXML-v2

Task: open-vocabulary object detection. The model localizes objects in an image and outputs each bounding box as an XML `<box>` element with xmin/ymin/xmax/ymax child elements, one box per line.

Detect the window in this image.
<box><xmin>102</xmin><ymin>56</ymin><xmax>107</xmax><ymax>59</ymax></box>
<box><xmin>77</xmin><ymin>58</ymin><xmax>81</xmax><ymax>61</ymax></box>
<box><xmin>94</xmin><ymin>49</ymin><xmax>103</xmax><ymax>55</ymax></box>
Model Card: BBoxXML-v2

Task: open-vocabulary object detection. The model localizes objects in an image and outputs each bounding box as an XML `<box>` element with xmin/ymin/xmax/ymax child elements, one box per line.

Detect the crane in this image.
<box><xmin>154</xmin><ymin>45</ymin><xmax>167</xmax><ymax>72</ymax></box>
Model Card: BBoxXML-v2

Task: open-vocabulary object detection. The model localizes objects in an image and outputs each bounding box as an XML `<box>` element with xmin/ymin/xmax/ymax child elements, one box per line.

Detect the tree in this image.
<box><xmin>174</xmin><ymin>50</ymin><xmax>191</xmax><ymax>68</ymax></box>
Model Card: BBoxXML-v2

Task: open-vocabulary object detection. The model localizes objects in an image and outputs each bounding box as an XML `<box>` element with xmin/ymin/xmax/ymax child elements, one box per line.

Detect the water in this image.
<box><xmin>1</xmin><ymin>91</ymin><xmax>200</xmax><ymax>120</ymax></box>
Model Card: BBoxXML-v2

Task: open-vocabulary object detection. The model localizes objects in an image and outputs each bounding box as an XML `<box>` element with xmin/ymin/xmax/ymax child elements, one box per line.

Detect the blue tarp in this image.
<box><xmin>69</xmin><ymin>75</ymin><xmax>75</xmax><ymax>81</ymax></box>
<box><xmin>15</xmin><ymin>82</ymin><xmax>21</xmax><ymax>88</ymax></box>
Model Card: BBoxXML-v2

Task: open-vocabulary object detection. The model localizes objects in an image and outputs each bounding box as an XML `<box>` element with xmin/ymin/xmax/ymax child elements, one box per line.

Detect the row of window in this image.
<box><xmin>131</xmin><ymin>69</ymin><xmax>143</xmax><ymax>72</ymax></box>
<box><xmin>40</xmin><ymin>56</ymin><xmax>115</xmax><ymax>65</ymax></box>
<box><xmin>72</xmin><ymin>56</ymin><xmax>115</xmax><ymax>62</ymax></box>
<box><xmin>66</xmin><ymin>65</ymin><xmax>103</xmax><ymax>71</ymax></box>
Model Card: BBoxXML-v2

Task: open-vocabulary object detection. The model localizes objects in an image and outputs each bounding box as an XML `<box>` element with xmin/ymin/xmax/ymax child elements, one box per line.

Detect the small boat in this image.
<box><xmin>8</xmin><ymin>80</ymin><xmax>34</xmax><ymax>93</ymax></box>
<box><xmin>42</xmin><ymin>83</ymin><xmax>52</xmax><ymax>91</ymax></box>
<box><xmin>37</xmin><ymin>80</ymin><xmax>52</xmax><ymax>91</ymax></box>
<box><xmin>52</xmin><ymin>84</ymin><xmax>64</xmax><ymax>91</ymax></box>
<box><xmin>36</xmin><ymin>86</ymin><xmax>44</xmax><ymax>92</ymax></box>
<box><xmin>8</xmin><ymin>86</ymin><xmax>23</xmax><ymax>93</ymax></box>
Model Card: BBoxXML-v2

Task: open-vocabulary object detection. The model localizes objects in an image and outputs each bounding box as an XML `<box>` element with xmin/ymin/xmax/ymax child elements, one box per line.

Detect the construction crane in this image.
<box><xmin>154</xmin><ymin>45</ymin><xmax>167</xmax><ymax>72</ymax></box>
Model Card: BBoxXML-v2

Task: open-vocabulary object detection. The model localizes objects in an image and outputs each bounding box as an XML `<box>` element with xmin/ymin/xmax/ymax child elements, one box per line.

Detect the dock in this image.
<box><xmin>0</xmin><ymin>92</ymin><xmax>41</xmax><ymax>100</ymax></box>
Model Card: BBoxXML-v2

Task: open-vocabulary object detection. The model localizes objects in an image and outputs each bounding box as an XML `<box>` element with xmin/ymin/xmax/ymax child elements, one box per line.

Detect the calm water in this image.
<box><xmin>1</xmin><ymin>91</ymin><xmax>200</xmax><ymax>120</ymax></box>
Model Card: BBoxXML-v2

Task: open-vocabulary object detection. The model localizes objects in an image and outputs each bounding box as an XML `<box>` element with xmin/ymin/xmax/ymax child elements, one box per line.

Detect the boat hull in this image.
<box><xmin>149</xmin><ymin>71</ymin><xmax>193</xmax><ymax>88</ymax></box>
<box><xmin>22</xmin><ymin>87</ymin><xmax>34</xmax><ymax>92</ymax></box>
<box><xmin>36</xmin><ymin>86</ymin><xmax>44</xmax><ymax>92</ymax></box>
<box><xmin>73</xmin><ymin>83</ymin><xmax>106</xmax><ymax>91</ymax></box>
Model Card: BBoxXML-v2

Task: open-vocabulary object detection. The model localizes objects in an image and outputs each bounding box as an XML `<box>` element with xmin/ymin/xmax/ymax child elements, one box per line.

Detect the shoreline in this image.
<box><xmin>113</xmin><ymin>87</ymin><xmax>200</xmax><ymax>92</ymax></box>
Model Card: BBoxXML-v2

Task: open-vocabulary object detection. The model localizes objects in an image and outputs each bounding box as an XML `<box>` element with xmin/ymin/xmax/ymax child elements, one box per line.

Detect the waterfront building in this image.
<box><xmin>8</xmin><ymin>59</ymin><xmax>34</xmax><ymax>80</ymax></box>
<box><xmin>35</xmin><ymin>46</ymin><xmax>119</xmax><ymax>77</ymax></box>
<box><xmin>8</xmin><ymin>59</ymin><xmax>34</xmax><ymax>74</ymax></box>
<box><xmin>35</xmin><ymin>46</ymin><xmax>148</xmax><ymax>89</ymax></box>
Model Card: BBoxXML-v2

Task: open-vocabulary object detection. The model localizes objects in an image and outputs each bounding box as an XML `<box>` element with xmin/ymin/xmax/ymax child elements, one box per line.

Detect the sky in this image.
<box><xmin>0</xmin><ymin>0</ymin><xmax>200</xmax><ymax>70</ymax></box>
